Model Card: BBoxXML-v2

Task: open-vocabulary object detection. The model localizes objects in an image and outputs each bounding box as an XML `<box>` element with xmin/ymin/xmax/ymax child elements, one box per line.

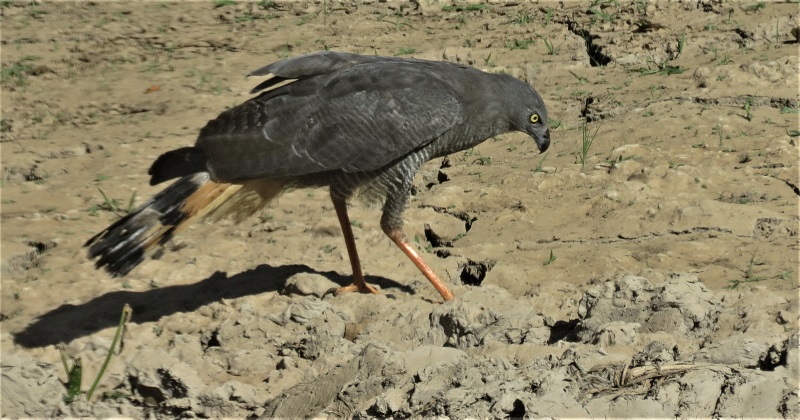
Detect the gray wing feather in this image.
<box><xmin>246</xmin><ymin>51</ymin><xmax>455</xmax><ymax>94</ymax></box>
<box><xmin>249</xmin><ymin>51</ymin><xmax>406</xmax><ymax>79</ymax></box>
<box><xmin>198</xmin><ymin>62</ymin><xmax>461</xmax><ymax>180</ymax></box>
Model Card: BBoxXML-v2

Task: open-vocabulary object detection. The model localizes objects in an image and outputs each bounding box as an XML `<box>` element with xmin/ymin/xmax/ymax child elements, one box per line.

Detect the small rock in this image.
<box><xmin>222</xmin><ymin>380</ymin><xmax>264</xmax><ymax>406</ymax></box>
<box><xmin>169</xmin><ymin>334</ymin><xmax>204</xmax><ymax>360</ymax></box>
<box><xmin>442</xmin><ymin>47</ymin><xmax>474</xmax><ymax>65</ymax></box>
<box><xmin>282</xmin><ymin>273</ymin><xmax>338</xmax><ymax>298</ymax></box>
<box><xmin>633</xmin><ymin>341</ymin><xmax>676</xmax><ymax>365</ymax></box>
<box><xmin>776</xmin><ymin>310</ymin><xmax>791</xmax><ymax>325</ymax></box>
<box><xmin>491</xmin><ymin>393</ymin><xmax>524</xmax><ymax>416</ymax></box>
<box><xmin>227</xmin><ymin>349</ymin><xmax>275</xmax><ymax>377</ymax></box>
<box><xmin>694</xmin><ymin>66</ymin><xmax>711</xmax><ymax>87</ymax></box>
<box><xmin>694</xmin><ymin>334</ymin><xmax>767</xmax><ymax>367</ymax></box>
<box><xmin>164</xmin><ymin>362</ymin><xmax>206</xmax><ymax>399</ymax></box>
<box><xmin>276</xmin><ymin>356</ymin><xmax>297</xmax><ymax>370</ymax></box>
<box><xmin>592</xmin><ymin>321</ymin><xmax>640</xmax><ymax>346</ymax></box>
<box><xmin>457</xmin><ymin>259</ymin><xmax>496</xmax><ymax>286</ymax></box>
<box><xmin>372</xmin><ymin>387</ymin><xmax>407</xmax><ymax>415</ymax></box>
<box><xmin>269</xmin><ymin>298</ymin><xmax>333</xmax><ymax>325</ymax></box>
<box><xmin>196</xmin><ymin>386</ymin><xmax>237</xmax><ymax>418</ymax></box>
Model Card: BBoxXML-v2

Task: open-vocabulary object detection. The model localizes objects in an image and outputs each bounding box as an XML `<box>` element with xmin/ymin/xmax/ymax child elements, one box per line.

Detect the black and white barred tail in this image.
<box><xmin>85</xmin><ymin>173</ymin><xmax>243</xmax><ymax>276</ymax></box>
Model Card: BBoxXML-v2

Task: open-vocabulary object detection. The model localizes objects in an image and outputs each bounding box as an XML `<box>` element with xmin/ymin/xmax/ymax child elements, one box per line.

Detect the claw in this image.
<box><xmin>331</xmin><ymin>282</ymin><xmax>380</xmax><ymax>296</ymax></box>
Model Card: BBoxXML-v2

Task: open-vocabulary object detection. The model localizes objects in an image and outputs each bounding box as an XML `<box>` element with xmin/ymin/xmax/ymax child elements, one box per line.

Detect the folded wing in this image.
<box><xmin>197</xmin><ymin>59</ymin><xmax>462</xmax><ymax>181</ymax></box>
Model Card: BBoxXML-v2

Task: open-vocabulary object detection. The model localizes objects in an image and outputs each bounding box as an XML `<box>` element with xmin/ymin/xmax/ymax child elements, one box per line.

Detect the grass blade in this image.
<box><xmin>126</xmin><ymin>191</ymin><xmax>137</xmax><ymax>213</ymax></box>
<box><xmin>86</xmin><ymin>304</ymin><xmax>132</xmax><ymax>401</ymax></box>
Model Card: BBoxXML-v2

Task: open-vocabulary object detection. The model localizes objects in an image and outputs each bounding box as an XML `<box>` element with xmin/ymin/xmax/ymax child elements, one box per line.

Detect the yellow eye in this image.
<box><xmin>530</xmin><ymin>113</ymin><xmax>540</xmax><ymax>123</ymax></box>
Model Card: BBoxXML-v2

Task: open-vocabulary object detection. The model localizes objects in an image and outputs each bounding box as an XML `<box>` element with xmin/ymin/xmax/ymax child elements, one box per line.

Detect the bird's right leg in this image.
<box><xmin>330</xmin><ymin>192</ymin><xmax>379</xmax><ymax>295</ymax></box>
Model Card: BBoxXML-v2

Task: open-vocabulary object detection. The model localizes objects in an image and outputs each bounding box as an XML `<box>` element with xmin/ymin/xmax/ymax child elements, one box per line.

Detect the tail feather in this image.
<box><xmin>147</xmin><ymin>147</ymin><xmax>207</xmax><ymax>186</ymax></box>
<box><xmin>85</xmin><ymin>173</ymin><xmax>242</xmax><ymax>277</ymax></box>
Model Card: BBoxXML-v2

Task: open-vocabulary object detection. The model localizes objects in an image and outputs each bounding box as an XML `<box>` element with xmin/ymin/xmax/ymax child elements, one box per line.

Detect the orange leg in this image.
<box><xmin>383</xmin><ymin>227</ymin><xmax>455</xmax><ymax>302</ymax></box>
<box><xmin>331</xmin><ymin>193</ymin><xmax>379</xmax><ymax>295</ymax></box>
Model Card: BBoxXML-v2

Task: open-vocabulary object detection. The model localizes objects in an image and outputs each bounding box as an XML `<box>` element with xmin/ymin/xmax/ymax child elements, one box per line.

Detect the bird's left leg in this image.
<box><xmin>382</xmin><ymin>226</ymin><xmax>455</xmax><ymax>301</ymax></box>
<box><xmin>380</xmin><ymin>189</ymin><xmax>455</xmax><ymax>302</ymax></box>
<box><xmin>330</xmin><ymin>191</ymin><xmax>379</xmax><ymax>295</ymax></box>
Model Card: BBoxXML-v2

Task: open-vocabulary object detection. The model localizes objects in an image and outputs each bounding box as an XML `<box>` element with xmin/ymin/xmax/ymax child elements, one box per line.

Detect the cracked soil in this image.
<box><xmin>1</xmin><ymin>0</ymin><xmax>798</xmax><ymax>417</ymax></box>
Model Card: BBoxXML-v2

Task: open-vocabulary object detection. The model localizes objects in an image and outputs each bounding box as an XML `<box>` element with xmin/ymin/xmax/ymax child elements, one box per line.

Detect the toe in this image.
<box><xmin>333</xmin><ymin>283</ymin><xmax>380</xmax><ymax>296</ymax></box>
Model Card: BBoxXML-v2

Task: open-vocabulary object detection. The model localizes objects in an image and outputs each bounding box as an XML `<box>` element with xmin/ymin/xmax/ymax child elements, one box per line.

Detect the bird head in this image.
<box><xmin>521</xmin><ymin>109</ymin><xmax>550</xmax><ymax>153</ymax></box>
<box><xmin>503</xmin><ymin>77</ymin><xmax>550</xmax><ymax>153</ymax></box>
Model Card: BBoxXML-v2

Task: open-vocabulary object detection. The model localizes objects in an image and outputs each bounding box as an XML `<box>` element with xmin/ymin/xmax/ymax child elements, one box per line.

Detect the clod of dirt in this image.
<box><xmin>694</xmin><ymin>334</ymin><xmax>774</xmax><ymax>368</ymax></box>
<box><xmin>269</xmin><ymin>297</ymin><xmax>336</xmax><ymax>326</ymax></box>
<box><xmin>577</xmin><ymin>273</ymin><xmax>720</xmax><ymax>343</ymax></box>
<box><xmin>122</xmin><ymin>344</ymin><xmax>263</xmax><ymax>417</ymax></box>
<box><xmin>281</xmin><ymin>272</ymin><xmax>339</xmax><ymax>298</ymax></box>
<box><xmin>581</xmin><ymin>94</ymin><xmax>625</xmax><ymax>122</ymax></box>
<box><xmin>457</xmin><ymin>259</ymin><xmax>496</xmax><ymax>286</ymax></box>
<box><xmin>632</xmin><ymin>19</ymin><xmax>666</xmax><ymax>33</ymax></box>
<box><xmin>195</xmin><ymin>381</ymin><xmax>264</xmax><ymax>418</ymax></box>
<box><xmin>424</xmin><ymin>223</ymin><xmax>452</xmax><ymax>248</ymax></box>
<box><xmin>754</xmin><ymin>217</ymin><xmax>799</xmax><ymax>239</ymax></box>
<box><xmin>1</xmin><ymin>353</ymin><xmax>65</xmax><ymax>417</ymax></box>
<box><xmin>590</xmin><ymin>321</ymin><xmax>640</xmax><ymax>346</ymax></box>
<box><xmin>2</xmin><ymin>240</ymin><xmax>57</xmax><ymax>274</ymax></box>
<box><xmin>435</xmin><ymin>249</ymin><xmax>453</xmax><ymax>258</ymax></box>
<box><xmin>430</xmin><ymin>286</ymin><xmax>549</xmax><ymax>349</ymax></box>
<box><xmin>354</xmin><ymin>286</ymin><xmax>549</xmax><ymax>352</ymax></box>
<box><xmin>263</xmin><ymin>344</ymin><xmax>386</xmax><ymax>418</ymax></box>
<box><xmin>126</xmin><ymin>348</ymin><xmax>201</xmax><ymax>402</ymax></box>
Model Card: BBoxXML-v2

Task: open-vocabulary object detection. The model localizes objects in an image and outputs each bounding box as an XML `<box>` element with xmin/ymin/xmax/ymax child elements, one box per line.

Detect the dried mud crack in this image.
<box><xmin>647</xmin><ymin>95</ymin><xmax>800</xmax><ymax>110</ymax></box>
<box><xmin>535</xmin><ymin>226</ymin><xmax>740</xmax><ymax>245</ymax></box>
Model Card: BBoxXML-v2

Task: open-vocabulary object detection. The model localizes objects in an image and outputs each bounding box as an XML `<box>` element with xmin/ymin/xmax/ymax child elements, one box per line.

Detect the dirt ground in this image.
<box><xmin>1</xmin><ymin>0</ymin><xmax>798</xmax><ymax>417</ymax></box>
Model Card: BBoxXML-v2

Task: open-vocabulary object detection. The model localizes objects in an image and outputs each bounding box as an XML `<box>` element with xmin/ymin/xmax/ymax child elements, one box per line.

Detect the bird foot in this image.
<box><xmin>331</xmin><ymin>282</ymin><xmax>380</xmax><ymax>296</ymax></box>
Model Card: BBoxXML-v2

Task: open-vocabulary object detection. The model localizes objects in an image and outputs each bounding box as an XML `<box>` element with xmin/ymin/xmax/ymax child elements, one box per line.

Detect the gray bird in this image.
<box><xmin>85</xmin><ymin>51</ymin><xmax>550</xmax><ymax>301</ymax></box>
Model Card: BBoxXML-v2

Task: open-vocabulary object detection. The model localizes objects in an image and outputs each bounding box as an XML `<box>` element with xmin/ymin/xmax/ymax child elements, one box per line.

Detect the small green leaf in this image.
<box><xmin>64</xmin><ymin>358</ymin><xmax>83</xmax><ymax>403</ymax></box>
<box><xmin>543</xmin><ymin>250</ymin><xmax>557</xmax><ymax>266</ymax></box>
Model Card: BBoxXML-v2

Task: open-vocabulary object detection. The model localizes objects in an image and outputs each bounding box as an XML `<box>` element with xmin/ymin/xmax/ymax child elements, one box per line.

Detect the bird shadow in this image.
<box><xmin>12</xmin><ymin>264</ymin><xmax>411</xmax><ymax>348</ymax></box>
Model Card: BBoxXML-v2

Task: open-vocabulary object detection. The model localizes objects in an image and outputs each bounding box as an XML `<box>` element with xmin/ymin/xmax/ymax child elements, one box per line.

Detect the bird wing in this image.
<box><xmin>246</xmin><ymin>51</ymin><xmax>432</xmax><ymax>94</ymax></box>
<box><xmin>197</xmin><ymin>60</ymin><xmax>462</xmax><ymax>181</ymax></box>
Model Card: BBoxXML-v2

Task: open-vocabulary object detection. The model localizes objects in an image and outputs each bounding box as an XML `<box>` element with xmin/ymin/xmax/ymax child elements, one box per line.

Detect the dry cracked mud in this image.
<box><xmin>1</xmin><ymin>0</ymin><xmax>798</xmax><ymax>417</ymax></box>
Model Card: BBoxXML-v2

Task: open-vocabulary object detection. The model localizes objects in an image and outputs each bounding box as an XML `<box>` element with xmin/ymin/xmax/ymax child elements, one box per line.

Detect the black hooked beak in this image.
<box><xmin>536</xmin><ymin>128</ymin><xmax>550</xmax><ymax>153</ymax></box>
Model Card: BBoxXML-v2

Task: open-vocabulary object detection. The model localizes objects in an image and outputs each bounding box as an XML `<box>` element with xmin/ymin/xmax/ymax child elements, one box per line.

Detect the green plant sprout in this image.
<box><xmin>726</xmin><ymin>252</ymin><xmax>792</xmax><ymax>289</ymax></box>
<box><xmin>632</xmin><ymin>59</ymin><xmax>687</xmax><ymax>76</ymax></box>
<box><xmin>675</xmin><ymin>32</ymin><xmax>686</xmax><ymax>59</ymax></box>
<box><xmin>743</xmin><ymin>97</ymin><xmax>753</xmax><ymax>122</ymax></box>
<box><xmin>543</xmin><ymin>250</ymin><xmax>557</xmax><ymax>265</ymax></box>
<box><xmin>578</xmin><ymin>121</ymin><xmax>600</xmax><ymax>173</ymax></box>
<box><xmin>534</xmin><ymin>152</ymin><xmax>549</xmax><ymax>173</ymax></box>
<box><xmin>543</xmin><ymin>38</ymin><xmax>565</xmax><ymax>55</ymax></box>
<box><xmin>61</xmin><ymin>305</ymin><xmax>132</xmax><ymax>402</ymax></box>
